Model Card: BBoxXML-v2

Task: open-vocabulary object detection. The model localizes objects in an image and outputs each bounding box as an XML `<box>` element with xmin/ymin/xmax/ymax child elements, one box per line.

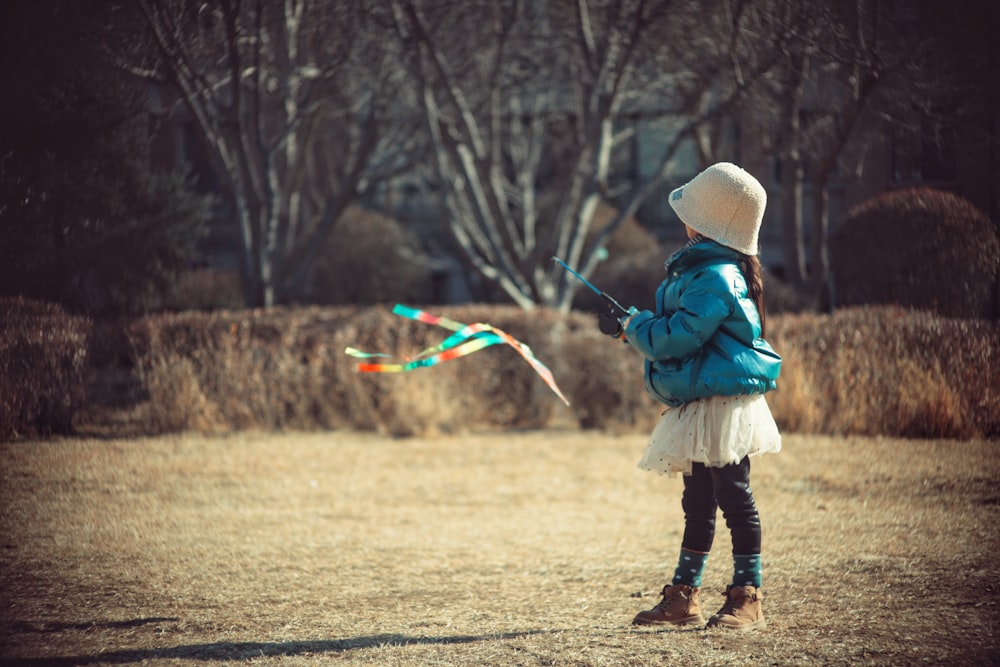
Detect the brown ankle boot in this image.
<box><xmin>707</xmin><ymin>585</ymin><xmax>766</xmax><ymax>631</ymax></box>
<box><xmin>632</xmin><ymin>584</ymin><xmax>705</xmax><ymax>626</ymax></box>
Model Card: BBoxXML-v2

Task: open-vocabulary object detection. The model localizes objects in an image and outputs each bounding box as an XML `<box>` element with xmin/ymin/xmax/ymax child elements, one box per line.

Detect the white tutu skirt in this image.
<box><xmin>638</xmin><ymin>394</ymin><xmax>781</xmax><ymax>477</ymax></box>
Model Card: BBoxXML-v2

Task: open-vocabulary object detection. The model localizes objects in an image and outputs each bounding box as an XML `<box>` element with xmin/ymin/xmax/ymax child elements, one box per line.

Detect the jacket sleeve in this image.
<box><xmin>623</xmin><ymin>269</ymin><xmax>735</xmax><ymax>362</ymax></box>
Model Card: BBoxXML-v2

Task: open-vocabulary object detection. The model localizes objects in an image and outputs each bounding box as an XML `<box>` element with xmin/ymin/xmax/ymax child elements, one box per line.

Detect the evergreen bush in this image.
<box><xmin>830</xmin><ymin>188</ymin><xmax>999</xmax><ymax>318</ymax></box>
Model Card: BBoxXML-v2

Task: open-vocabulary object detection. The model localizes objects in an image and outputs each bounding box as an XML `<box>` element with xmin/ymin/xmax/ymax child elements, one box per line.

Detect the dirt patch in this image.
<box><xmin>1</xmin><ymin>432</ymin><xmax>998</xmax><ymax>665</ymax></box>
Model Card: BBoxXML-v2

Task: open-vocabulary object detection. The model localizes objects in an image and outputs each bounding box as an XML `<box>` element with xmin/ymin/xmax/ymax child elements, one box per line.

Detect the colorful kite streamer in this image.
<box><xmin>345</xmin><ymin>304</ymin><xmax>570</xmax><ymax>406</ymax></box>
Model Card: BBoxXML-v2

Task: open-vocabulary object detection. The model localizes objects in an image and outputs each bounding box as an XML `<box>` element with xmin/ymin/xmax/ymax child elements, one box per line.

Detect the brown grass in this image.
<box><xmin>2</xmin><ymin>431</ymin><xmax>998</xmax><ymax>666</ymax></box>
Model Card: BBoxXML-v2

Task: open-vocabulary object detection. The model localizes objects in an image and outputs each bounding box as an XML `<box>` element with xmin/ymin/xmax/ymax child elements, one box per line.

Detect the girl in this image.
<box><xmin>611</xmin><ymin>162</ymin><xmax>782</xmax><ymax>631</ymax></box>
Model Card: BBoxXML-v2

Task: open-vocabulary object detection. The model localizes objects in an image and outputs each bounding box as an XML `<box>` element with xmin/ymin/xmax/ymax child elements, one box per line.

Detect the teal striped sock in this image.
<box><xmin>733</xmin><ymin>554</ymin><xmax>762</xmax><ymax>588</ymax></box>
<box><xmin>672</xmin><ymin>548</ymin><xmax>709</xmax><ymax>587</ymax></box>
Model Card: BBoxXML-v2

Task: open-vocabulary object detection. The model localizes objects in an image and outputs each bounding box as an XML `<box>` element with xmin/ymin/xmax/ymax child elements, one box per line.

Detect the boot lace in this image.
<box><xmin>655</xmin><ymin>585</ymin><xmax>688</xmax><ymax>611</ymax></box>
<box><xmin>717</xmin><ymin>587</ymin><xmax>745</xmax><ymax>617</ymax></box>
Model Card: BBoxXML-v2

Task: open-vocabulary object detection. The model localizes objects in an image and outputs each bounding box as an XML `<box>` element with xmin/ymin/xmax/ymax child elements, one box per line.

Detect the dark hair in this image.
<box><xmin>737</xmin><ymin>254</ymin><xmax>766</xmax><ymax>337</ymax></box>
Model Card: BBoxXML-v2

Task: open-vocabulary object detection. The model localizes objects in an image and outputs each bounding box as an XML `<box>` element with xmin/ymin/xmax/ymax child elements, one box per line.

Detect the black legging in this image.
<box><xmin>681</xmin><ymin>456</ymin><xmax>761</xmax><ymax>555</ymax></box>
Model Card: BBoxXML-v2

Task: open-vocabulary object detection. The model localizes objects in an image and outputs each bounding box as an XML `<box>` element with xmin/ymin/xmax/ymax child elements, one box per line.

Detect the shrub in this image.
<box><xmin>573</xmin><ymin>202</ymin><xmax>667</xmax><ymax>313</ymax></box>
<box><xmin>11</xmin><ymin>301</ymin><xmax>997</xmax><ymax>441</ymax></box>
<box><xmin>767</xmin><ymin>306</ymin><xmax>999</xmax><ymax>438</ymax></box>
<box><xmin>305</xmin><ymin>207</ymin><xmax>433</xmax><ymax>306</ymax></box>
<box><xmin>830</xmin><ymin>188</ymin><xmax>999</xmax><ymax>318</ymax></box>
<box><xmin>0</xmin><ymin>297</ymin><xmax>91</xmax><ymax>440</ymax></box>
<box><xmin>127</xmin><ymin>306</ymin><xmax>362</xmax><ymax>434</ymax></box>
<box><xmin>764</xmin><ymin>271</ymin><xmax>813</xmax><ymax>315</ymax></box>
<box><xmin>124</xmin><ymin>304</ymin><xmax>997</xmax><ymax>440</ymax></box>
<box><xmin>126</xmin><ymin>304</ymin><xmax>622</xmax><ymax>437</ymax></box>
<box><xmin>553</xmin><ymin>328</ymin><xmax>660</xmax><ymax>432</ymax></box>
<box><xmin>161</xmin><ymin>268</ymin><xmax>244</xmax><ymax>312</ymax></box>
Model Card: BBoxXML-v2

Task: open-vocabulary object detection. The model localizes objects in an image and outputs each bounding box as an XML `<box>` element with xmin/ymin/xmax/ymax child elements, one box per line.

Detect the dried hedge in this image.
<box><xmin>124</xmin><ymin>304</ymin><xmax>999</xmax><ymax>440</ymax></box>
<box><xmin>3</xmin><ymin>301</ymin><xmax>997</xmax><ymax>440</ymax></box>
<box><xmin>767</xmin><ymin>307</ymin><xmax>999</xmax><ymax>438</ymax></box>
<box><xmin>305</xmin><ymin>207</ymin><xmax>433</xmax><ymax>306</ymax></box>
<box><xmin>0</xmin><ymin>297</ymin><xmax>92</xmax><ymax>440</ymax></box>
<box><xmin>125</xmin><ymin>305</ymin><xmax>658</xmax><ymax>437</ymax></box>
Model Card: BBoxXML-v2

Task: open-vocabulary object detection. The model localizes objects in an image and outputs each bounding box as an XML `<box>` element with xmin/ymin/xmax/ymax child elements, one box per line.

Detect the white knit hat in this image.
<box><xmin>668</xmin><ymin>162</ymin><xmax>767</xmax><ymax>255</ymax></box>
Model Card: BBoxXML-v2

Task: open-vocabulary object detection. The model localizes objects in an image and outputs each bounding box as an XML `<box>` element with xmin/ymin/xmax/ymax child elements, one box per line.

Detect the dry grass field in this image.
<box><xmin>1</xmin><ymin>430</ymin><xmax>998</xmax><ymax>666</ymax></box>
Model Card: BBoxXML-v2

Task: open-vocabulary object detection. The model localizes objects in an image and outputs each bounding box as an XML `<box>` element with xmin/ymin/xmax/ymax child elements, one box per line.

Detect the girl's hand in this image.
<box><xmin>599</xmin><ymin>307</ymin><xmax>638</xmax><ymax>339</ymax></box>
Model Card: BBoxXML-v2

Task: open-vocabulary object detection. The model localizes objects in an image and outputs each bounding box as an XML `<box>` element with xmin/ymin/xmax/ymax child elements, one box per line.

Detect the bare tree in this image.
<box><xmin>390</xmin><ymin>0</ymin><xmax>792</xmax><ymax>311</ymax></box>
<box><xmin>758</xmin><ymin>0</ymin><xmax>981</xmax><ymax>306</ymax></box>
<box><xmin>124</xmin><ymin>0</ymin><xmax>421</xmax><ymax>306</ymax></box>
<box><xmin>753</xmin><ymin>4</ymin><xmax>825</xmax><ymax>289</ymax></box>
<box><xmin>592</xmin><ymin>0</ymin><xmax>799</xmax><ymax>265</ymax></box>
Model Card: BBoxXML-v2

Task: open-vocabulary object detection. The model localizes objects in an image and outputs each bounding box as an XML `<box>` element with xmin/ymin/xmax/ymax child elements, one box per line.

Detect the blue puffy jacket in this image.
<box><xmin>622</xmin><ymin>239</ymin><xmax>781</xmax><ymax>407</ymax></box>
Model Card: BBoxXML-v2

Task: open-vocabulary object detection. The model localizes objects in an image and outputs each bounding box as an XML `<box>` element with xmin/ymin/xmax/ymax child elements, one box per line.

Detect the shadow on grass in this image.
<box><xmin>0</xmin><ymin>630</ymin><xmax>549</xmax><ymax>666</ymax></box>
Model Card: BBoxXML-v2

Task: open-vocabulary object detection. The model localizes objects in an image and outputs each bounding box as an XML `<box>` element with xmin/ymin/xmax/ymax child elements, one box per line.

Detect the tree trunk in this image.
<box><xmin>809</xmin><ymin>179</ymin><xmax>832</xmax><ymax>311</ymax></box>
<box><xmin>783</xmin><ymin>158</ymin><xmax>808</xmax><ymax>287</ymax></box>
<box><xmin>780</xmin><ymin>48</ymin><xmax>810</xmax><ymax>287</ymax></box>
